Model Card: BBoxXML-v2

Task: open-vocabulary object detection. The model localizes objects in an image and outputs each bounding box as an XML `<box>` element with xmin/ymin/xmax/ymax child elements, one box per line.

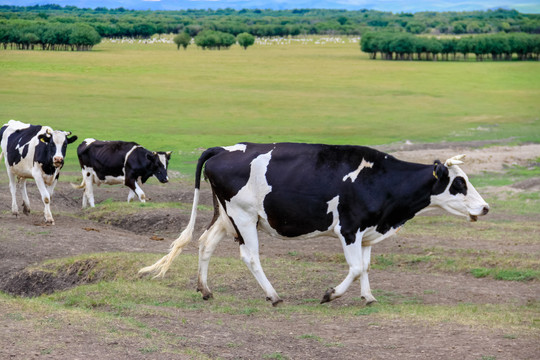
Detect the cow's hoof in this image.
<box><xmin>366</xmin><ymin>299</ymin><xmax>378</xmax><ymax>306</ymax></box>
<box><xmin>201</xmin><ymin>292</ymin><xmax>213</xmax><ymax>301</ymax></box>
<box><xmin>22</xmin><ymin>205</ymin><xmax>30</xmax><ymax>215</ymax></box>
<box><xmin>361</xmin><ymin>295</ymin><xmax>377</xmax><ymax>305</ymax></box>
<box><xmin>320</xmin><ymin>288</ymin><xmax>336</xmax><ymax>304</ymax></box>
<box><xmin>272</xmin><ymin>299</ymin><xmax>284</xmax><ymax>307</ymax></box>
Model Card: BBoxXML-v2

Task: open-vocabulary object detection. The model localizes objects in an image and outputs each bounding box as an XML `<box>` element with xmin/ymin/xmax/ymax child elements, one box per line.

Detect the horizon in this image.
<box><xmin>1</xmin><ymin>1</ymin><xmax>539</xmax><ymax>14</ymax></box>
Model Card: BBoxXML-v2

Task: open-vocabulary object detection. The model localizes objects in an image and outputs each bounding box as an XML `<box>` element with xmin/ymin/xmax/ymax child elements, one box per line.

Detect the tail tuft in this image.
<box><xmin>71</xmin><ymin>179</ymin><xmax>86</xmax><ymax>189</ymax></box>
<box><xmin>139</xmin><ymin>189</ymin><xmax>200</xmax><ymax>278</ymax></box>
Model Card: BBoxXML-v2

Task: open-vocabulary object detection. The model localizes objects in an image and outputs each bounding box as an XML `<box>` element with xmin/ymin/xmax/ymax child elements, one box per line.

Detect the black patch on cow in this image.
<box><xmin>449</xmin><ymin>176</ymin><xmax>468</xmax><ymax>196</ymax></box>
<box><xmin>431</xmin><ymin>160</ymin><xmax>450</xmax><ymax>195</ymax></box>
<box><xmin>5</xmin><ymin>125</ymin><xmax>42</xmax><ymax>166</ymax></box>
<box><xmin>336</xmin><ymin>153</ymin><xmax>434</xmax><ymax>244</ymax></box>
<box><xmin>35</xmin><ymin>139</ymin><xmax>59</xmax><ymax>175</ymax></box>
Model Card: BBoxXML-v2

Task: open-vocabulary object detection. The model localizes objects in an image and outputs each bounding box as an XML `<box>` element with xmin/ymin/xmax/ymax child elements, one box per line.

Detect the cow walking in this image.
<box><xmin>140</xmin><ymin>142</ymin><xmax>489</xmax><ymax>306</ymax></box>
<box><xmin>74</xmin><ymin>139</ymin><xmax>171</xmax><ymax>207</ymax></box>
<box><xmin>0</xmin><ymin>120</ymin><xmax>78</xmax><ymax>224</ymax></box>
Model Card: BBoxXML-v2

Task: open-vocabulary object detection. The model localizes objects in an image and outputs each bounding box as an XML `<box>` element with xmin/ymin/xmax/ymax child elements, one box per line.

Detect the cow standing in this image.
<box><xmin>140</xmin><ymin>142</ymin><xmax>489</xmax><ymax>306</ymax></box>
<box><xmin>75</xmin><ymin>139</ymin><xmax>171</xmax><ymax>208</ymax></box>
<box><xmin>0</xmin><ymin>120</ymin><xmax>78</xmax><ymax>224</ymax></box>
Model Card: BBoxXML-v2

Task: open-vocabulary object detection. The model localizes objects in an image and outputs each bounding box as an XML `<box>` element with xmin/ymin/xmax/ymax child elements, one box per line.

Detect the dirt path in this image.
<box><xmin>0</xmin><ymin>143</ymin><xmax>539</xmax><ymax>359</ymax></box>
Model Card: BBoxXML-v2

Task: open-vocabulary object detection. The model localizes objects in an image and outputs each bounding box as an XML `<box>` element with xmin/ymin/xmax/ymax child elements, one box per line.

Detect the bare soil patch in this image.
<box><xmin>1</xmin><ymin>142</ymin><xmax>539</xmax><ymax>359</ymax></box>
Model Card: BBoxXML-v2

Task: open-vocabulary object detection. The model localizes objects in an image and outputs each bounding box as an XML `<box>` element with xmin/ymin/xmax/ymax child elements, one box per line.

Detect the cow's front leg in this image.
<box><xmin>7</xmin><ymin>168</ymin><xmax>19</xmax><ymax>216</ymax></box>
<box><xmin>19</xmin><ymin>178</ymin><xmax>31</xmax><ymax>215</ymax></box>
<box><xmin>322</xmin><ymin>229</ymin><xmax>365</xmax><ymax>303</ymax></box>
<box><xmin>360</xmin><ymin>245</ymin><xmax>376</xmax><ymax>305</ymax></box>
<box><xmin>32</xmin><ymin>169</ymin><xmax>54</xmax><ymax>224</ymax></box>
<box><xmin>125</xmin><ymin>179</ymin><xmax>145</xmax><ymax>203</ymax></box>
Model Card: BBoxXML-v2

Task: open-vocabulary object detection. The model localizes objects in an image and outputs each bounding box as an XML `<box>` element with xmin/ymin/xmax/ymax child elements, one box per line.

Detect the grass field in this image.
<box><xmin>0</xmin><ymin>37</ymin><xmax>539</xmax><ymax>359</ymax></box>
<box><xmin>1</xmin><ymin>38</ymin><xmax>539</xmax><ymax>175</ymax></box>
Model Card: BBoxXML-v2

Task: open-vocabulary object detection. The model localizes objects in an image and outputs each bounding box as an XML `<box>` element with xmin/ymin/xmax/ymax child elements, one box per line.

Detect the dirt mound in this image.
<box><xmin>0</xmin><ymin>259</ymin><xmax>102</xmax><ymax>297</ymax></box>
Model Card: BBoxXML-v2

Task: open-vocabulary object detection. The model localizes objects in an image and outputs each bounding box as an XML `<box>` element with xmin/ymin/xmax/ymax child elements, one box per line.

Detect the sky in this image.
<box><xmin>1</xmin><ymin>0</ymin><xmax>539</xmax><ymax>13</ymax></box>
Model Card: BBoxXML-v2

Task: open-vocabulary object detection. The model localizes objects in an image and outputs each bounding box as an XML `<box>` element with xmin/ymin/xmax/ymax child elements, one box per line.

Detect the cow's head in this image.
<box><xmin>37</xmin><ymin>129</ymin><xmax>78</xmax><ymax>168</ymax></box>
<box><xmin>430</xmin><ymin>155</ymin><xmax>489</xmax><ymax>222</ymax></box>
<box><xmin>147</xmin><ymin>151</ymin><xmax>171</xmax><ymax>183</ymax></box>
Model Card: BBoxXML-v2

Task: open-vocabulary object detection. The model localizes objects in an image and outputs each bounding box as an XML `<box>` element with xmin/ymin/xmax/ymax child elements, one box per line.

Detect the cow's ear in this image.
<box><xmin>146</xmin><ymin>152</ymin><xmax>155</xmax><ymax>161</ymax></box>
<box><xmin>433</xmin><ymin>160</ymin><xmax>448</xmax><ymax>181</ymax></box>
<box><xmin>67</xmin><ymin>135</ymin><xmax>78</xmax><ymax>144</ymax></box>
<box><xmin>38</xmin><ymin>133</ymin><xmax>51</xmax><ymax>143</ymax></box>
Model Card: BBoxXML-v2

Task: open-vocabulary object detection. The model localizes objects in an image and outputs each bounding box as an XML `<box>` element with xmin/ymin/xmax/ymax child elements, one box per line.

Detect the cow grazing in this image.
<box><xmin>74</xmin><ymin>139</ymin><xmax>171</xmax><ymax>208</ymax></box>
<box><xmin>0</xmin><ymin>120</ymin><xmax>78</xmax><ymax>224</ymax></box>
<box><xmin>140</xmin><ymin>142</ymin><xmax>489</xmax><ymax>306</ymax></box>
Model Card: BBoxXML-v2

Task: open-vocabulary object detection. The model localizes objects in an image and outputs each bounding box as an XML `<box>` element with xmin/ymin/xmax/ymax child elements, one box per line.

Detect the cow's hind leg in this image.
<box><xmin>197</xmin><ymin>216</ymin><xmax>230</xmax><ymax>300</ymax></box>
<box><xmin>236</xmin><ymin>219</ymin><xmax>282</xmax><ymax>306</ymax></box>
<box><xmin>322</xmin><ymin>230</ymin><xmax>365</xmax><ymax>304</ymax></box>
<box><xmin>19</xmin><ymin>178</ymin><xmax>31</xmax><ymax>215</ymax></box>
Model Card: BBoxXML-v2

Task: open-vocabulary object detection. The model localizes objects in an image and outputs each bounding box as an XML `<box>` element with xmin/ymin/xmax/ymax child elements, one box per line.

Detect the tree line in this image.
<box><xmin>361</xmin><ymin>32</ymin><xmax>540</xmax><ymax>61</ymax></box>
<box><xmin>0</xmin><ymin>20</ymin><xmax>101</xmax><ymax>50</ymax></box>
<box><xmin>0</xmin><ymin>5</ymin><xmax>538</xmax><ymax>40</ymax></box>
<box><xmin>173</xmin><ymin>30</ymin><xmax>255</xmax><ymax>50</ymax></box>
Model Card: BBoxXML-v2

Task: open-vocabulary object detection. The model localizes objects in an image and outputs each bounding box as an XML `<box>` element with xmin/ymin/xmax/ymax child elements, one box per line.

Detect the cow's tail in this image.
<box><xmin>139</xmin><ymin>147</ymin><xmax>226</xmax><ymax>278</ymax></box>
<box><xmin>71</xmin><ymin>179</ymin><xmax>86</xmax><ymax>190</ymax></box>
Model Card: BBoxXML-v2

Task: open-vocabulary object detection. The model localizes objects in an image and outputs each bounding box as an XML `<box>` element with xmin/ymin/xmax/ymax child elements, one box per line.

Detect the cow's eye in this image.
<box><xmin>450</xmin><ymin>176</ymin><xmax>467</xmax><ymax>195</ymax></box>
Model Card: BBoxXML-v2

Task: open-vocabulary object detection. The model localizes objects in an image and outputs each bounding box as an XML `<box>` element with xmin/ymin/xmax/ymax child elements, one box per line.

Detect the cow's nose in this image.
<box><xmin>53</xmin><ymin>156</ymin><xmax>64</xmax><ymax>164</ymax></box>
<box><xmin>482</xmin><ymin>206</ymin><xmax>489</xmax><ymax>215</ymax></box>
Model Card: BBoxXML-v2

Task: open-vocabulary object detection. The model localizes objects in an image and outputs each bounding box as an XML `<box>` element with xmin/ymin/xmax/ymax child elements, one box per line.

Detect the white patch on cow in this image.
<box><xmin>52</xmin><ymin>130</ymin><xmax>67</xmax><ymax>162</ymax></box>
<box><xmin>361</xmin><ymin>226</ymin><xmax>400</xmax><ymax>246</ymax></box>
<box><xmin>5</xmin><ymin>120</ymin><xmax>31</xmax><ymax>131</ymax></box>
<box><xmin>83</xmin><ymin>138</ymin><xmax>97</xmax><ymax>146</ymax></box>
<box><xmin>326</xmin><ymin>195</ymin><xmax>340</xmax><ymax>229</ymax></box>
<box><xmin>103</xmin><ymin>175</ymin><xmax>125</xmax><ymax>185</ymax></box>
<box><xmin>222</xmin><ymin>144</ymin><xmax>247</xmax><ymax>153</ymax></box>
<box><xmin>157</xmin><ymin>153</ymin><xmax>167</xmax><ymax>168</ymax></box>
<box><xmin>342</xmin><ymin>158</ymin><xmax>374</xmax><ymax>183</ymax></box>
<box><xmin>226</xmin><ymin>150</ymin><xmax>273</xmax><ymax>226</ymax></box>
<box><xmin>124</xmin><ymin>145</ymin><xmax>140</xmax><ymax>167</ymax></box>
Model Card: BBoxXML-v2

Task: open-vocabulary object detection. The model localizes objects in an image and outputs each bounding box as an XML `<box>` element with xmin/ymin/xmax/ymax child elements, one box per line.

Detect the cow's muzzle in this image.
<box><xmin>53</xmin><ymin>156</ymin><xmax>64</xmax><ymax>167</ymax></box>
<box><xmin>469</xmin><ymin>205</ymin><xmax>489</xmax><ymax>222</ymax></box>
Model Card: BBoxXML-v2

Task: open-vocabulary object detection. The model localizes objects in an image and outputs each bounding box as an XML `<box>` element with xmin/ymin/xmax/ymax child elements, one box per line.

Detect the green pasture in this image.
<box><xmin>1</xmin><ymin>38</ymin><xmax>539</xmax><ymax>176</ymax></box>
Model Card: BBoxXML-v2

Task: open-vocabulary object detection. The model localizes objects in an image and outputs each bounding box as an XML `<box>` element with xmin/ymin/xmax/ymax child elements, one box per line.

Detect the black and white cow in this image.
<box><xmin>0</xmin><ymin>120</ymin><xmax>78</xmax><ymax>224</ymax></box>
<box><xmin>140</xmin><ymin>142</ymin><xmax>489</xmax><ymax>306</ymax></box>
<box><xmin>74</xmin><ymin>139</ymin><xmax>171</xmax><ymax>208</ymax></box>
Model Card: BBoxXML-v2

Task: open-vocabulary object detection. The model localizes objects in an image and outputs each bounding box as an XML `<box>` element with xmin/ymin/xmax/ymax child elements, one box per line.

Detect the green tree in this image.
<box><xmin>173</xmin><ymin>32</ymin><xmax>191</xmax><ymax>50</ymax></box>
<box><xmin>69</xmin><ymin>23</ymin><xmax>101</xmax><ymax>51</ymax></box>
<box><xmin>237</xmin><ymin>32</ymin><xmax>254</xmax><ymax>50</ymax></box>
<box><xmin>195</xmin><ymin>30</ymin><xmax>235</xmax><ymax>50</ymax></box>
<box><xmin>406</xmin><ymin>21</ymin><xmax>426</xmax><ymax>34</ymax></box>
